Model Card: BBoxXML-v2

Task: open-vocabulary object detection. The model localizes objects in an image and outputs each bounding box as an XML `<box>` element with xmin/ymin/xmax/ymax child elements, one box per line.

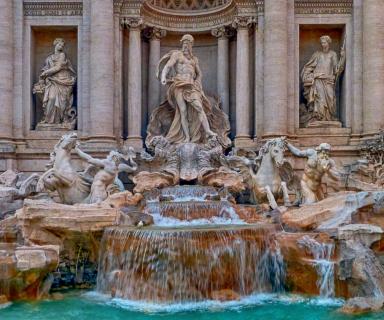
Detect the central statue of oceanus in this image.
<box><xmin>146</xmin><ymin>34</ymin><xmax>231</xmax><ymax>149</ymax></box>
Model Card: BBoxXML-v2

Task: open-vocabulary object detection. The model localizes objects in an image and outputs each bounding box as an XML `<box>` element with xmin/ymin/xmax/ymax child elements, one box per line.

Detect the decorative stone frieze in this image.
<box><xmin>295</xmin><ymin>0</ymin><xmax>353</xmax><ymax>15</ymax></box>
<box><xmin>23</xmin><ymin>2</ymin><xmax>83</xmax><ymax>16</ymax></box>
<box><xmin>148</xmin><ymin>0</ymin><xmax>231</xmax><ymax>11</ymax></box>
<box><xmin>138</xmin><ymin>0</ymin><xmax>237</xmax><ymax>32</ymax></box>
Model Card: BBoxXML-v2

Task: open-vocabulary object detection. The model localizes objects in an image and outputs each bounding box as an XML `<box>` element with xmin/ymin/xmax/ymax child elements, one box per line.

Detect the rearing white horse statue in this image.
<box><xmin>250</xmin><ymin>138</ymin><xmax>291</xmax><ymax>209</ymax></box>
<box><xmin>228</xmin><ymin>137</ymin><xmax>293</xmax><ymax>209</ymax></box>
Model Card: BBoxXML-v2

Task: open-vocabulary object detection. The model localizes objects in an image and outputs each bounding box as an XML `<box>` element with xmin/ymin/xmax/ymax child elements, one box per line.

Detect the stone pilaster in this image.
<box><xmin>352</xmin><ymin>0</ymin><xmax>363</xmax><ymax>136</ymax></box>
<box><xmin>145</xmin><ymin>27</ymin><xmax>166</xmax><ymax>116</ymax></box>
<box><xmin>89</xmin><ymin>0</ymin><xmax>115</xmax><ymax>142</ymax></box>
<box><xmin>0</xmin><ymin>0</ymin><xmax>14</xmax><ymax>146</ymax></box>
<box><xmin>233</xmin><ymin>17</ymin><xmax>254</xmax><ymax>146</ymax></box>
<box><xmin>263</xmin><ymin>0</ymin><xmax>288</xmax><ymax>136</ymax></box>
<box><xmin>363</xmin><ymin>0</ymin><xmax>384</xmax><ymax>134</ymax></box>
<box><xmin>211</xmin><ymin>27</ymin><xmax>233</xmax><ymax>116</ymax></box>
<box><xmin>122</xmin><ymin>17</ymin><xmax>143</xmax><ymax>148</ymax></box>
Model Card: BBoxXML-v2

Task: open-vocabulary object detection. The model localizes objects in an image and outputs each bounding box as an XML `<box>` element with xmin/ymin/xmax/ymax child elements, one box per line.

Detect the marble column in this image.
<box><xmin>263</xmin><ymin>0</ymin><xmax>288</xmax><ymax>136</ymax></box>
<box><xmin>89</xmin><ymin>0</ymin><xmax>115</xmax><ymax>141</ymax></box>
<box><xmin>233</xmin><ymin>17</ymin><xmax>254</xmax><ymax>145</ymax></box>
<box><xmin>124</xmin><ymin>18</ymin><xmax>143</xmax><ymax>148</ymax></box>
<box><xmin>147</xmin><ymin>27</ymin><xmax>166</xmax><ymax>115</ymax></box>
<box><xmin>211</xmin><ymin>27</ymin><xmax>231</xmax><ymax>116</ymax></box>
<box><xmin>0</xmin><ymin>0</ymin><xmax>13</xmax><ymax>142</ymax></box>
<box><xmin>363</xmin><ymin>0</ymin><xmax>384</xmax><ymax>134</ymax></box>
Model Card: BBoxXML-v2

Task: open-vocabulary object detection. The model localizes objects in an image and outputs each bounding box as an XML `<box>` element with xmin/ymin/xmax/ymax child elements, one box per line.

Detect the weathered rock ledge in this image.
<box><xmin>0</xmin><ymin>244</ymin><xmax>59</xmax><ymax>301</ymax></box>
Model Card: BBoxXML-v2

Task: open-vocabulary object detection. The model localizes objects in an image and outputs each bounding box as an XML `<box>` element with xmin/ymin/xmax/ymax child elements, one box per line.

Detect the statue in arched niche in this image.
<box><xmin>146</xmin><ymin>34</ymin><xmax>231</xmax><ymax>149</ymax></box>
<box><xmin>33</xmin><ymin>38</ymin><xmax>77</xmax><ymax>130</ymax></box>
<box><xmin>300</xmin><ymin>35</ymin><xmax>346</xmax><ymax>127</ymax></box>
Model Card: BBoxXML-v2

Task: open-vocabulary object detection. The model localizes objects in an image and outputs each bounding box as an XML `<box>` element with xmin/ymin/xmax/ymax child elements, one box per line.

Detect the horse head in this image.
<box><xmin>56</xmin><ymin>132</ymin><xmax>78</xmax><ymax>151</ymax></box>
<box><xmin>260</xmin><ymin>137</ymin><xmax>287</xmax><ymax>168</ymax></box>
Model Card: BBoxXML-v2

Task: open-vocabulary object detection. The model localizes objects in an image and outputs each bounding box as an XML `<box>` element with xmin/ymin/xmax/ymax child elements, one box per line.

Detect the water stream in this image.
<box><xmin>298</xmin><ymin>236</ymin><xmax>335</xmax><ymax>298</ymax></box>
<box><xmin>96</xmin><ymin>225</ymin><xmax>285</xmax><ymax>302</ymax></box>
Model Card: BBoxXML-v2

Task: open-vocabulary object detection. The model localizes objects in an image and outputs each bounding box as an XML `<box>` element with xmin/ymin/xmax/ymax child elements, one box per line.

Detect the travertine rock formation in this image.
<box><xmin>282</xmin><ymin>191</ymin><xmax>384</xmax><ymax>232</ymax></box>
<box><xmin>0</xmin><ymin>244</ymin><xmax>59</xmax><ymax>301</ymax></box>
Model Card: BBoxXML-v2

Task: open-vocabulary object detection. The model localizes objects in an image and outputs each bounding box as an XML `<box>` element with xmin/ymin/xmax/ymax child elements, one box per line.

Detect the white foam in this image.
<box><xmin>0</xmin><ymin>302</ymin><xmax>12</xmax><ymax>309</ymax></box>
<box><xmin>151</xmin><ymin>214</ymin><xmax>247</xmax><ymax>226</ymax></box>
<box><xmin>83</xmin><ymin>292</ymin><xmax>344</xmax><ymax>314</ymax></box>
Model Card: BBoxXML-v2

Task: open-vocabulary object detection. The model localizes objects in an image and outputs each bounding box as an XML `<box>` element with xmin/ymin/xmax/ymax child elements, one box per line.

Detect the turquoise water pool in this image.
<box><xmin>1</xmin><ymin>291</ymin><xmax>383</xmax><ymax>320</ymax></box>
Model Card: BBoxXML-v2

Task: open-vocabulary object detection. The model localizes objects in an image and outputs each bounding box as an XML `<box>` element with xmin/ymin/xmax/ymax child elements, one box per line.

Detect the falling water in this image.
<box><xmin>96</xmin><ymin>225</ymin><xmax>285</xmax><ymax>302</ymax></box>
<box><xmin>142</xmin><ymin>185</ymin><xmax>245</xmax><ymax>225</ymax></box>
<box><xmin>144</xmin><ymin>186</ymin><xmax>220</xmax><ymax>203</ymax></box>
<box><xmin>298</xmin><ymin>236</ymin><xmax>335</xmax><ymax>298</ymax></box>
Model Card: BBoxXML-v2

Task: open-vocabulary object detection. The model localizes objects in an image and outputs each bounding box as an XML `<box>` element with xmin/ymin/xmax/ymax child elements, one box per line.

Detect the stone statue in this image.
<box><xmin>75</xmin><ymin>146</ymin><xmax>137</xmax><ymax>204</ymax></box>
<box><xmin>33</xmin><ymin>38</ymin><xmax>77</xmax><ymax>130</ymax></box>
<box><xmin>287</xmin><ymin>142</ymin><xmax>340</xmax><ymax>205</ymax></box>
<box><xmin>0</xmin><ymin>170</ymin><xmax>40</xmax><ymax>218</ymax></box>
<box><xmin>37</xmin><ymin>133</ymin><xmax>93</xmax><ymax>204</ymax></box>
<box><xmin>227</xmin><ymin>138</ymin><xmax>294</xmax><ymax>209</ymax></box>
<box><xmin>301</xmin><ymin>35</ymin><xmax>345</xmax><ymax>126</ymax></box>
<box><xmin>146</xmin><ymin>34</ymin><xmax>231</xmax><ymax>148</ymax></box>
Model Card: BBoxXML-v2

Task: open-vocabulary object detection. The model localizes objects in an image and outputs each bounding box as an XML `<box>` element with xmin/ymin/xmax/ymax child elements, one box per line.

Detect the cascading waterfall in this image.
<box><xmin>142</xmin><ymin>185</ymin><xmax>245</xmax><ymax>225</ymax></box>
<box><xmin>298</xmin><ymin>236</ymin><xmax>335</xmax><ymax>298</ymax></box>
<box><xmin>96</xmin><ymin>225</ymin><xmax>285</xmax><ymax>302</ymax></box>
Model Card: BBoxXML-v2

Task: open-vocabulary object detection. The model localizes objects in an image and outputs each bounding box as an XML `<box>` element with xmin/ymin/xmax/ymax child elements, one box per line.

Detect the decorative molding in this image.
<box><xmin>139</xmin><ymin>0</ymin><xmax>238</xmax><ymax>32</ymax></box>
<box><xmin>23</xmin><ymin>2</ymin><xmax>82</xmax><ymax>16</ymax></box>
<box><xmin>295</xmin><ymin>0</ymin><xmax>352</xmax><ymax>15</ymax></box>
<box><xmin>121</xmin><ymin>17</ymin><xmax>144</xmax><ymax>29</ymax></box>
<box><xmin>232</xmin><ymin>16</ymin><xmax>255</xmax><ymax>29</ymax></box>
<box><xmin>211</xmin><ymin>26</ymin><xmax>235</xmax><ymax>39</ymax></box>
<box><xmin>148</xmin><ymin>0</ymin><xmax>231</xmax><ymax>11</ymax></box>
<box><xmin>143</xmin><ymin>27</ymin><xmax>167</xmax><ymax>40</ymax></box>
<box><xmin>118</xmin><ymin>0</ymin><xmax>143</xmax><ymax>16</ymax></box>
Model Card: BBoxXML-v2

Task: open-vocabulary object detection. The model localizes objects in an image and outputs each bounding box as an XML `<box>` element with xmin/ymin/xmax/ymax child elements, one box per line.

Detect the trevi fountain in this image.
<box><xmin>2</xmin><ymin>1</ymin><xmax>384</xmax><ymax>319</ymax></box>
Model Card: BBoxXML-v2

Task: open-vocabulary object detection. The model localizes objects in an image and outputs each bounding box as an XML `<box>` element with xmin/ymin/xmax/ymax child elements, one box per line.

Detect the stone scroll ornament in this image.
<box><xmin>33</xmin><ymin>38</ymin><xmax>77</xmax><ymax>130</ymax></box>
<box><xmin>300</xmin><ymin>34</ymin><xmax>346</xmax><ymax>127</ymax></box>
<box><xmin>146</xmin><ymin>34</ymin><xmax>231</xmax><ymax>149</ymax></box>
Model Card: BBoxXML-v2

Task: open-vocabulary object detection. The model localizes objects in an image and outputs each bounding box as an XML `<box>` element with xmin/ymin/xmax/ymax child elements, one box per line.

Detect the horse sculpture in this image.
<box><xmin>37</xmin><ymin>133</ymin><xmax>93</xmax><ymax>204</ymax></box>
<box><xmin>228</xmin><ymin>137</ymin><xmax>296</xmax><ymax>209</ymax></box>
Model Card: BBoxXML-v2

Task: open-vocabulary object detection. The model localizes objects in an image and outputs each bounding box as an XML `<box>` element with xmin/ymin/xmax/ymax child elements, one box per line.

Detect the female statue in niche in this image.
<box><xmin>33</xmin><ymin>38</ymin><xmax>77</xmax><ymax>129</ymax></box>
<box><xmin>301</xmin><ymin>35</ymin><xmax>345</xmax><ymax>126</ymax></box>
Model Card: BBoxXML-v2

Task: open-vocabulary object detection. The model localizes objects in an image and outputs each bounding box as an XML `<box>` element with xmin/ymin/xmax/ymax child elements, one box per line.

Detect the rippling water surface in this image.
<box><xmin>1</xmin><ymin>291</ymin><xmax>384</xmax><ymax>320</ymax></box>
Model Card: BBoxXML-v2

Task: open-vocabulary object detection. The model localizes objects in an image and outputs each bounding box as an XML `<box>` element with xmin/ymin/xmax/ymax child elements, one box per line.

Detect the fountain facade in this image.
<box><xmin>2</xmin><ymin>2</ymin><xmax>384</xmax><ymax>316</ymax></box>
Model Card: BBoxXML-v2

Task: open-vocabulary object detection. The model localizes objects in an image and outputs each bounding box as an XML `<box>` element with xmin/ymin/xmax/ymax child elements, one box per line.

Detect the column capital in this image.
<box><xmin>143</xmin><ymin>27</ymin><xmax>167</xmax><ymax>41</ymax></box>
<box><xmin>211</xmin><ymin>26</ymin><xmax>234</xmax><ymax>40</ymax></box>
<box><xmin>121</xmin><ymin>17</ymin><xmax>143</xmax><ymax>30</ymax></box>
<box><xmin>232</xmin><ymin>16</ymin><xmax>256</xmax><ymax>30</ymax></box>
